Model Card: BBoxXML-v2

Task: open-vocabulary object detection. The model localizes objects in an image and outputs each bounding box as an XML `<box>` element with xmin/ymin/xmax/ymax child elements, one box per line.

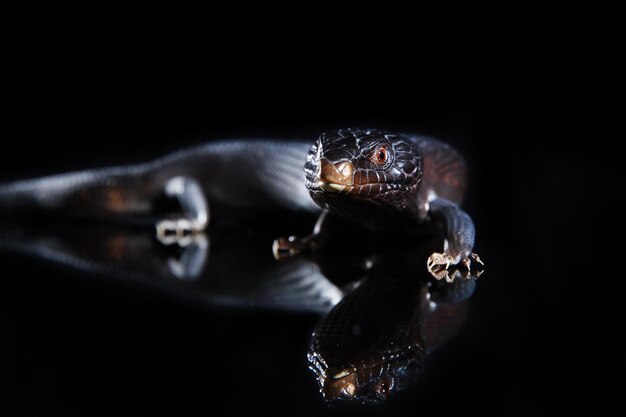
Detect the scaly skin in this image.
<box><xmin>302</xmin><ymin>129</ymin><xmax>482</xmax><ymax>277</ymax></box>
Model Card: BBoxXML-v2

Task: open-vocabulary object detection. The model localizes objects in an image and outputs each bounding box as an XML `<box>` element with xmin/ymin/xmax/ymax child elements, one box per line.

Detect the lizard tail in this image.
<box><xmin>0</xmin><ymin>166</ymin><xmax>159</xmax><ymax>219</ymax></box>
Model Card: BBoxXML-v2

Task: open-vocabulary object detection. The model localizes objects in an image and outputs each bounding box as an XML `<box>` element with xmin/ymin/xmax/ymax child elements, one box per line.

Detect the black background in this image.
<box><xmin>0</xmin><ymin>54</ymin><xmax>617</xmax><ymax>416</ymax></box>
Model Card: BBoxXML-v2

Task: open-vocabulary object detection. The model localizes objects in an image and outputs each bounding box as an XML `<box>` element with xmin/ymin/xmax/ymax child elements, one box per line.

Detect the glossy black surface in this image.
<box><xmin>1</xmin><ymin>76</ymin><xmax>612</xmax><ymax>415</ymax></box>
<box><xmin>0</xmin><ymin>213</ymin><xmax>477</xmax><ymax>403</ymax></box>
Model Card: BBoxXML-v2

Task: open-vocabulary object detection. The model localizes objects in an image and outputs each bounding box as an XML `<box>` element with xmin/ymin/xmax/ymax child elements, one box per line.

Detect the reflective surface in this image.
<box><xmin>0</xmin><ymin>212</ymin><xmax>478</xmax><ymax>407</ymax></box>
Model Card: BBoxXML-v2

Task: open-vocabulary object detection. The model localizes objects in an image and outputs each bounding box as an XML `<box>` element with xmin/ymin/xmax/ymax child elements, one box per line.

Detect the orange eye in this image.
<box><xmin>373</xmin><ymin>146</ymin><xmax>388</xmax><ymax>165</ymax></box>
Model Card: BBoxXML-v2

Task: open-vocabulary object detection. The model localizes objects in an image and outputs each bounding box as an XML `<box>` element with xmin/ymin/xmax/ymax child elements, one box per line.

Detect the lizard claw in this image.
<box><xmin>427</xmin><ymin>252</ymin><xmax>455</xmax><ymax>272</ymax></box>
<box><xmin>471</xmin><ymin>253</ymin><xmax>484</xmax><ymax>266</ymax></box>
<box><xmin>429</xmin><ymin>268</ymin><xmax>467</xmax><ymax>283</ymax></box>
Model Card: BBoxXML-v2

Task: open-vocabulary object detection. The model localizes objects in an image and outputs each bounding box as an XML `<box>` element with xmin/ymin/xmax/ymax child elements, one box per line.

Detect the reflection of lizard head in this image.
<box><xmin>313</xmin><ymin>350</ymin><xmax>424</xmax><ymax>403</ymax></box>
<box><xmin>308</xmin><ymin>264</ymin><xmax>474</xmax><ymax>404</ymax></box>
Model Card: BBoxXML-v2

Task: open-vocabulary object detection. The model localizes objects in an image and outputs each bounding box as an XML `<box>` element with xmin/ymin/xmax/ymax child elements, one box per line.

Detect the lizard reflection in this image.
<box><xmin>309</xmin><ymin>254</ymin><xmax>474</xmax><ymax>403</ymax></box>
<box><xmin>300</xmin><ymin>216</ymin><xmax>476</xmax><ymax>403</ymax></box>
<box><xmin>0</xmin><ymin>214</ymin><xmax>478</xmax><ymax>404</ymax></box>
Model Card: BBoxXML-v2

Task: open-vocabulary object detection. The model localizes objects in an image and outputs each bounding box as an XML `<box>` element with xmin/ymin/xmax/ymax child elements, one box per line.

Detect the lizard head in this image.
<box><xmin>304</xmin><ymin>129</ymin><xmax>423</xmax><ymax>228</ymax></box>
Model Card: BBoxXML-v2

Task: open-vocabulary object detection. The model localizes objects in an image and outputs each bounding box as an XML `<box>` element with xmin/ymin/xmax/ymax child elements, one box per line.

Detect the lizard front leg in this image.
<box><xmin>426</xmin><ymin>198</ymin><xmax>483</xmax><ymax>280</ymax></box>
<box><xmin>273</xmin><ymin>211</ymin><xmax>328</xmax><ymax>260</ymax></box>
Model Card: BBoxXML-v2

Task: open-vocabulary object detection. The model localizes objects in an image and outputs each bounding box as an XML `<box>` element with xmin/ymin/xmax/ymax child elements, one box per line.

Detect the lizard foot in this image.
<box><xmin>427</xmin><ymin>252</ymin><xmax>484</xmax><ymax>282</ymax></box>
<box><xmin>166</xmin><ymin>233</ymin><xmax>209</xmax><ymax>280</ymax></box>
<box><xmin>156</xmin><ymin>176</ymin><xmax>209</xmax><ymax>247</ymax></box>
<box><xmin>272</xmin><ymin>235</ymin><xmax>302</xmax><ymax>261</ymax></box>
<box><xmin>156</xmin><ymin>218</ymin><xmax>206</xmax><ymax>247</ymax></box>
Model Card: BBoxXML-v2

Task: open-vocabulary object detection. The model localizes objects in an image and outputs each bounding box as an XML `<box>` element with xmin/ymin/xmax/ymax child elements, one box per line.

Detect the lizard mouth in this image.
<box><xmin>317</xmin><ymin>180</ymin><xmax>350</xmax><ymax>193</ymax></box>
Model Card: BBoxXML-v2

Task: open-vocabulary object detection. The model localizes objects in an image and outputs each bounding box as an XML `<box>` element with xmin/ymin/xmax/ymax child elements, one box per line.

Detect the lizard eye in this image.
<box><xmin>372</xmin><ymin>145</ymin><xmax>388</xmax><ymax>166</ymax></box>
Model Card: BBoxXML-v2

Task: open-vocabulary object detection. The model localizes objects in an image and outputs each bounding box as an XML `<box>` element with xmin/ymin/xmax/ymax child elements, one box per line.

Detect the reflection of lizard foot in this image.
<box><xmin>166</xmin><ymin>233</ymin><xmax>209</xmax><ymax>280</ymax></box>
<box><xmin>272</xmin><ymin>235</ymin><xmax>301</xmax><ymax>261</ymax></box>
<box><xmin>156</xmin><ymin>218</ymin><xmax>205</xmax><ymax>247</ymax></box>
<box><xmin>427</xmin><ymin>252</ymin><xmax>484</xmax><ymax>282</ymax></box>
